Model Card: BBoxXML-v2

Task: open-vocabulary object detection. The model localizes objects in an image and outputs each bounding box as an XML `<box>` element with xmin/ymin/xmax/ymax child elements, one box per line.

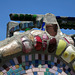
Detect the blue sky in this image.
<box><xmin>0</xmin><ymin>0</ymin><xmax>75</xmax><ymax>41</ymax></box>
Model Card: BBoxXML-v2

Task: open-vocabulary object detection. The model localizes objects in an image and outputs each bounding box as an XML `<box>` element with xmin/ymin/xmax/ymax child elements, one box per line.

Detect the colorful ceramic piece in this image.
<box><xmin>48</xmin><ymin>38</ymin><xmax>57</xmax><ymax>53</ymax></box>
<box><xmin>63</xmin><ymin>51</ymin><xmax>69</xmax><ymax>58</ymax></box>
<box><xmin>21</xmin><ymin>36</ymin><xmax>33</xmax><ymax>53</ymax></box>
<box><xmin>42</xmin><ymin>33</ymin><xmax>49</xmax><ymax>40</ymax></box>
<box><xmin>56</xmin><ymin>40</ymin><xmax>66</xmax><ymax>56</ymax></box>
<box><xmin>23</xmin><ymin>41</ymin><xmax>33</xmax><ymax>53</ymax></box>
<box><xmin>42</xmin><ymin>34</ymin><xmax>49</xmax><ymax>51</ymax></box>
<box><xmin>72</xmin><ymin>62</ymin><xmax>75</xmax><ymax>70</ymax></box>
<box><xmin>34</xmin><ymin>36</ymin><xmax>42</xmax><ymax>51</ymax></box>
<box><xmin>61</xmin><ymin>46</ymin><xmax>75</xmax><ymax>63</ymax></box>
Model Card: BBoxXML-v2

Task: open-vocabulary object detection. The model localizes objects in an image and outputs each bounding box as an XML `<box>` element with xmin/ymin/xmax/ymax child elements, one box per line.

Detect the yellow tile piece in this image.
<box><xmin>56</xmin><ymin>40</ymin><xmax>66</xmax><ymax>56</ymax></box>
<box><xmin>63</xmin><ymin>51</ymin><xmax>69</xmax><ymax>58</ymax></box>
<box><xmin>0</xmin><ymin>72</ymin><xmax>3</xmax><ymax>75</ymax></box>
<box><xmin>15</xmin><ymin>65</ymin><xmax>19</xmax><ymax>68</ymax></box>
<box><xmin>71</xmin><ymin>53</ymin><xmax>75</xmax><ymax>61</ymax></box>
<box><xmin>72</xmin><ymin>62</ymin><xmax>75</xmax><ymax>70</ymax></box>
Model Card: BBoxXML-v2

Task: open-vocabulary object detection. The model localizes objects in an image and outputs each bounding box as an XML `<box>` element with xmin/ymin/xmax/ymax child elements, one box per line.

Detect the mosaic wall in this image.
<box><xmin>0</xmin><ymin>13</ymin><xmax>75</xmax><ymax>75</ymax></box>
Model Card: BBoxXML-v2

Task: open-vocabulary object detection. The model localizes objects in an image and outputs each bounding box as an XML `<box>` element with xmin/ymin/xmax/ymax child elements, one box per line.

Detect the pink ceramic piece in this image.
<box><xmin>42</xmin><ymin>34</ymin><xmax>49</xmax><ymax>40</ymax></box>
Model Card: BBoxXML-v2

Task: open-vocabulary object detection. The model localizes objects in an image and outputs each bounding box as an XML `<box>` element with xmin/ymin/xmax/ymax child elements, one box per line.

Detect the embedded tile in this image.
<box><xmin>32</xmin><ymin>68</ymin><xmax>39</xmax><ymax>72</ymax></box>
<box><xmin>56</xmin><ymin>40</ymin><xmax>66</xmax><ymax>56</ymax></box>
<box><xmin>26</xmin><ymin>69</ymin><xmax>32</xmax><ymax>73</ymax></box>
<box><xmin>38</xmin><ymin>72</ymin><xmax>44</xmax><ymax>75</ymax></box>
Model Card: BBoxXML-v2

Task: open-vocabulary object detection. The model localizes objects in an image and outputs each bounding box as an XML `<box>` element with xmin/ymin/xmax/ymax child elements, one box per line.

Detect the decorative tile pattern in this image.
<box><xmin>0</xmin><ymin>54</ymin><xmax>74</xmax><ymax>75</ymax></box>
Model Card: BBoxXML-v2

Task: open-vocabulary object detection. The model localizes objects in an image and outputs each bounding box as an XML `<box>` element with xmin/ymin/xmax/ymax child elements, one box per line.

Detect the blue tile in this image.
<box><xmin>62</xmin><ymin>64</ymin><xmax>66</xmax><ymax>67</ymax></box>
<box><xmin>48</xmin><ymin>72</ymin><xmax>51</xmax><ymax>75</ymax></box>
<box><xmin>22</xmin><ymin>24</ymin><xmax>25</xmax><ymax>29</ymax></box>
<box><xmin>25</xmin><ymin>55</ymin><xmax>28</xmax><ymax>61</ymax></box>
<box><xmin>33</xmin><ymin>28</ymin><xmax>40</xmax><ymax>30</ymax></box>
<box><xmin>37</xmin><ymin>21</ymin><xmax>41</xmax><ymax>27</ymax></box>
<box><xmin>55</xmin><ymin>72</ymin><xmax>58</xmax><ymax>75</ymax></box>
<box><xmin>7</xmin><ymin>71</ymin><xmax>11</xmax><ymax>75</ymax></box>
<box><xmin>41</xmin><ymin>28</ymin><xmax>45</xmax><ymax>31</ymax></box>
<box><xmin>29</xmin><ymin>65</ymin><xmax>32</xmax><ymax>69</ymax></box>
<box><xmin>29</xmin><ymin>22</ymin><xmax>34</xmax><ymax>27</ymax></box>
<box><xmin>14</xmin><ymin>69</ymin><xmax>19</xmax><ymax>73</ymax></box>
<box><xmin>51</xmin><ymin>56</ymin><xmax>54</xmax><ymax>61</ymax></box>
<box><xmin>68</xmin><ymin>68</ymin><xmax>71</xmax><ymax>72</ymax></box>
<box><xmin>57</xmin><ymin>68</ymin><xmax>62</xmax><ymax>73</ymax></box>
<box><xmin>57</xmin><ymin>64</ymin><xmax>60</xmax><ymax>68</ymax></box>
<box><xmin>51</xmin><ymin>73</ymin><xmax>54</xmax><ymax>75</ymax></box>
<box><xmin>35</xmin><ymin>64</ymin><xmax>38</xmax><ymax>67</ymax></box>
<box><xmin>34</xmin><ymin>72</ymin><xmax>37</xmax><ymax>75</ymax></box>
<box><xmin>35</xmin><ymin>60</ymin><xmax>38</xmax><ymax>63</ymax></box>
<box><xmin>25</xmin><ymin>66</ymin><xmax>29</xmax><ymax>69</ymax></box>
<box><xmin>15</xmin><ymin>72</ymin><xmax>20</xmax><ymax>75</ymax></box>
<box><xmin>39</xmin><ymin>60</ymin><xmax>41</xmax><ymax>64</ymax></box>
<box><xmin>48</xmin><ymin>64</ymin><xmax>51</xmax><ymax>68</ymax></box>
<box><xmin>32</xmin><ymin>60</ymin><xmax>35</xmax><ymax>64</ymax></box>
<box><xmin>18</xmin><ymin>67</ymin><xmax>22</xmax><ymax>71</ymax></box>
<box><xmin>14</xmin><ymin>27</ymin><xmax>16</xmax><ymax>31</ymax></box>
<box><xmin>29</xmin><ymin>61</ymin><xmax>32</xmax><ymax>65</ymax></box>
<box><xmin>42</xmin><ymin>22</ymin><xmax>45</xmax><ymax>28</ymax></box>
<box><xmin>65</xmin><ymin>70</ymin><xmax>69</xmax><ymax>74</ymax></box>
<box><xmin>9</xmin><ymin>59</ymin><xmax>15</xmax><ymax>66</ymax></box>
<box><xmin>26</xmin><ymin>23</ymin><xmax>28</xmax><ymax>28</ymax></box>
<box><xmin>12</xmin><ymin>73</ymin><xmax>15</xmax><ymax>75</ymax></box>
<box><xmin>16</xmin><ymin>25</ymin><xmax>19</xmax><ymax>30</ymax></box>
<box><xmin>9</xmin><ymin>69</ymin><xmax>13</xmax><ymax>73</ymax></box>
<box><xmin>51</xmin><ymin>62</ymin><xmax>54</xmax><ymax>66</ymax></box>
<box><xmin>20</xmin><ymin>70</ymin><xmax>26</xmax><ymax>74</ymax></box>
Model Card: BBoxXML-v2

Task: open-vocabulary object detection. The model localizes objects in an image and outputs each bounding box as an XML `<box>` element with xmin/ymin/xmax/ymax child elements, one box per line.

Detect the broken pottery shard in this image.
<box><xmin>21</xmin><ymin>36</ymin><xmax>33</xmax><ymax>53</ymax></box>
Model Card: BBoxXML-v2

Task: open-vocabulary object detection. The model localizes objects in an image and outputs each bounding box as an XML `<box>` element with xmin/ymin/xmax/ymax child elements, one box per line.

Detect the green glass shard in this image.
<box><xmin>25</xmin><ymin>14</ymin><xmax>32</xmax><ymax>21</ymax></box>
<box><xmin>32</xmin><ymin>15</ymin><xmax>37</xmax><ymax>21</ymax></box>
<box><xmin>20</xmin><ymin>14</ymin><xmax>25</xmax><ymax>20</ymax></box>
<box><xmin>14</xmin><ymin>14</ymin><xmax>18</xmax><ymax>20</ymax></box>
<box><xmin>25</xmin><ymin>28</ymin><xmax>30</xmax><ymax>31</ymax></box>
